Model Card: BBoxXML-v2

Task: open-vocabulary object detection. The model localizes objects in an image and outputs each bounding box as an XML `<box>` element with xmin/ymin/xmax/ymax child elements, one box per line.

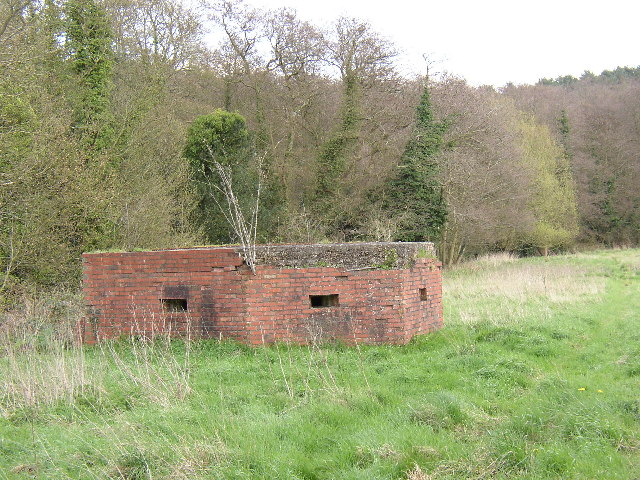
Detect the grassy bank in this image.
<box><xmin>1</xmin><ymin>250</ymin><xmax>639</xmax><ymax>479</ymax></box>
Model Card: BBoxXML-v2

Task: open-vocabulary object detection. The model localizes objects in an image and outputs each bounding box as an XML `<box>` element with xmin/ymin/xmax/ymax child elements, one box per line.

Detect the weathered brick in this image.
<box><xmin>82</xmin><ymin>244</ymin><xmax>443</xmax><ymax>345</ymax></box>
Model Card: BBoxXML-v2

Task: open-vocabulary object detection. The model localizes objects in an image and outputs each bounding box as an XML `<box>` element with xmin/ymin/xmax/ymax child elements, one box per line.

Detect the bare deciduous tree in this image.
<box><xmin>328</xmin><ymin>16</ymin><xmax>397</xmax><ymax>85</ymax></box>
<box><xmin>432</xmin><ymin>77</ymin><xmax>533</xmax><ymax>263</ymax></box>
<box><xmin>106</xmin><ymin>0</ymin><xmax>205</xmax><ymax>69</ymax></box>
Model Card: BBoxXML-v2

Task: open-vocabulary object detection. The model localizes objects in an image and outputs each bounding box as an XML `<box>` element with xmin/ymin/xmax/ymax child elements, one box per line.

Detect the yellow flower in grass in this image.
<box><xmin>578</xmin><ymin>387</ymin><xmax>586</xmax><ymax>391</ymax></box>
<box><xmin>597</xmin><ymin>389</ymin><xmax>603</xmax><ymax>393</ymax></box>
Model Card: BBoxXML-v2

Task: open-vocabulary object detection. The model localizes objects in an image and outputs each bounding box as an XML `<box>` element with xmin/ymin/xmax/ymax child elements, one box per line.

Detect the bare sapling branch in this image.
<box><xmin>204</xmin><ymin>144</ymin><xmax>265</xmax><ymax>274</ymax></box>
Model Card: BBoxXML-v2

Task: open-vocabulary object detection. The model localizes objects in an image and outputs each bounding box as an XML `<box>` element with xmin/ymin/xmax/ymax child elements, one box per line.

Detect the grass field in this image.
<box><xmin>1</xmin><ymin>249</ymin><xmax>639</xmax><ymax>479</ymax></box>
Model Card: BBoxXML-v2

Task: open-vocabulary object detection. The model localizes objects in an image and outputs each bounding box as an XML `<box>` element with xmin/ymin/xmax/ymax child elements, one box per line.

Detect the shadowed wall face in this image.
<box><xmin>81</xmin><ymin>243</ymin><xmax>443</xmax><ymax>345</ymax></box>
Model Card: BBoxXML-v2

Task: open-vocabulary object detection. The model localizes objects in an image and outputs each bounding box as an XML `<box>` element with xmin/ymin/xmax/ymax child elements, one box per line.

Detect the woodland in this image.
<box><xmin>1</xmin><ymin>0</ymin><xmax>639</xmax><ymax>297</ymax></box>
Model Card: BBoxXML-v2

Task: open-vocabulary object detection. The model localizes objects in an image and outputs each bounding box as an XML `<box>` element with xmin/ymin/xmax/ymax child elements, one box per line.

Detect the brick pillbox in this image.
<box><xmin>81</xmin><ymin>242</ymin><xmax>443</xmax><ymax>345</ymax></box>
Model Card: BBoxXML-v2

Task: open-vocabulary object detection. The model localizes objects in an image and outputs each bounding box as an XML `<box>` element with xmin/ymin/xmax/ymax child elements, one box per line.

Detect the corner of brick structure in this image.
<box><xmin>81</xmin><ymin>242</ymin><xmax>443</xmax><ymax>345</ymax></box>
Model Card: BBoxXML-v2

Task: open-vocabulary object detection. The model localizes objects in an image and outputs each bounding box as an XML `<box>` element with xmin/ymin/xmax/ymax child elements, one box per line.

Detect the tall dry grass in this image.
<box><xmin>0</xmin><ymin>292</ymin><xmax>192</xmax><ymax>417</ymax></box>
<box><xmin>0</xmin><ymin>292</ymin><xmax>86</xmax><ymax>412</ymax></box>
<box><xmin>444</xmin><ymin>253</ymin><xmax>605</xmax><ymax>326</ymax></box>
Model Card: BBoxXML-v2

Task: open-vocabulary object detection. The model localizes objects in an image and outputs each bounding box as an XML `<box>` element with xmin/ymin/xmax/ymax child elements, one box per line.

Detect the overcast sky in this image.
<box><xmin>242</xmin><ymin>0</ymin><xmax>638</xmax><ymax>87</ymax></box>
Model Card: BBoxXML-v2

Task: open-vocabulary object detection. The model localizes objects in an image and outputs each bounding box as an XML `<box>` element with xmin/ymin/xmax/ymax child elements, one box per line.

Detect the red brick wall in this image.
<box><xmin>82</xmin><ymin>247</ymin><xmax>443</xmax><ymax>345</ymax></box>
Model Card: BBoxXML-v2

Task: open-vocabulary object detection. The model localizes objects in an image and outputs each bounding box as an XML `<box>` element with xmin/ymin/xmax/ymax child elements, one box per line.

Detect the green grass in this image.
<box><xmin>1</xmin><ymin>249</ymin><xmax>639</xmax><ymax>479</ymax></box>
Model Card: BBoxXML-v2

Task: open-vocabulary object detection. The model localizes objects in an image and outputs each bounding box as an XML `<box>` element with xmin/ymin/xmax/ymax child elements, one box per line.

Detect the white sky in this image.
<box><xmin>241</xmin><ymin>0</ymin><xmax>638</xmax><ymax>87</ymax></box>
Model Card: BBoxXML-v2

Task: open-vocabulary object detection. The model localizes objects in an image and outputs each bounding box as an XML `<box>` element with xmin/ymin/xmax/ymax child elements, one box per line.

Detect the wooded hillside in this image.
<box><xmin>1</xmin><ymin>0</ymin><xmax>638</xmax><ymax>297</ymax></box>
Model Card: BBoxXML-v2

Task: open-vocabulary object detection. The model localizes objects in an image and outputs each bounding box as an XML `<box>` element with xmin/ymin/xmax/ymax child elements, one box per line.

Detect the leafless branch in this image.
<box><xmin>203</xmin><ymin>144</ymin><xmax>264</xmax><ymax>274</ymax></box>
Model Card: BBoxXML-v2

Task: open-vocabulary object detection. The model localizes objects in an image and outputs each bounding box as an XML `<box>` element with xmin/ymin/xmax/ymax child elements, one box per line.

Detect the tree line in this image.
<box><xmin>0</xmin><ymin>0</ymin><xmax>637</xmax><ymax>298</ymax></box>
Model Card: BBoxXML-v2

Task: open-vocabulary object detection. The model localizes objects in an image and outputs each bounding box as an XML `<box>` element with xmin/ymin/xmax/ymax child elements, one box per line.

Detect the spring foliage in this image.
<box><xmin>519</xmin><ymin>115</ymin><xmax>579</xmax><ymax>253</ymax></box>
